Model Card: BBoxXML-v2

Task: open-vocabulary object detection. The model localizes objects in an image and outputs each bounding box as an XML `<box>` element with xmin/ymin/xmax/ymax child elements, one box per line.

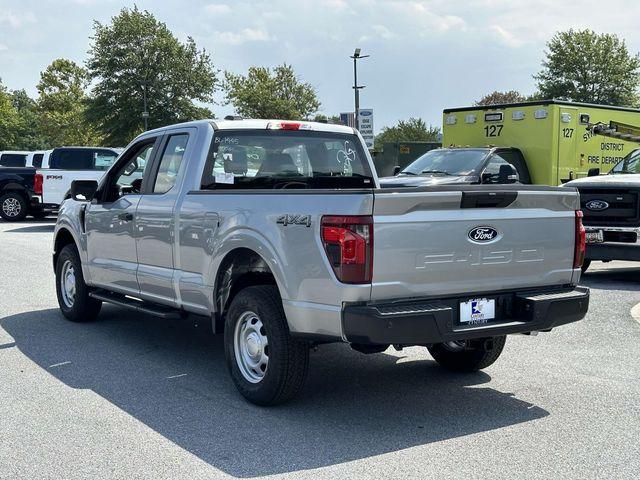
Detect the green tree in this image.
<box><xmin>374</xmin><ymin>118</ymin><xmax>440</xmax><ymax>151</ymax></box>
<box><xmin>10</xmin><ymin>89</ymin><xmax>47</xmax><ymax>150</ymax></box>
<box><xmin>0</xmin><ymin>80</ymin><xmax>20</xmax><ymax>150</ymax></box>
<box><xmin>535</xmin><ymin>29</ymin><xmax>640</xmax><ymax>106</ymax></box>
<box><xmin>37</xmin><ymin>59</ymin><xmax>100</xmax><ymax>147</ymax></box>
<box><xmin>86</xmin><ymin>6</ymin><xmax>217</xmax><ymax>146</ymax></box>
<box><xmin>312</xmin><ymin>113</ymin><xmax>342</xmax><ymax>124</ymax></box>
<box><xmin>475</xmin><ymin>90</ymin><xmax>527</xmax><ymax>106</ymax></box>
<box><xmin>223</xmin><ymin>64</ymin><xmax>320</xmax><ymax>119</ymax></box>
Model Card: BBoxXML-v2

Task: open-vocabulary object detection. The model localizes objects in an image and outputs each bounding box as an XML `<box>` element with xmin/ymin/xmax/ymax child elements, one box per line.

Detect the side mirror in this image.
<box><xmin>498</xmin><ymin>164</ymin><xmax>518</xmax><ymax>184</ymax></box>
<box><xmin>392</xmin><ymin>165</ymin><xmax>401</xmax><ymax>175</ymax></box>
<box><xmin>71</xmin><ymin>180</ymin><xmax>99</xmax><ymax>202</ymax></box>
<box><xmin>588</xmin><ymin>167</ymin><xmax>600</xmax><ymax>177</ymax></box>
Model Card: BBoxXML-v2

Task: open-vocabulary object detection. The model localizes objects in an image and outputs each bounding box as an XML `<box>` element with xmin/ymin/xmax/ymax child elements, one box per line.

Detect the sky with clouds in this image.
<box><xmin>1</xmin><ymin>0</ymin><xmax>640</xmax><ymax>131</ymax></box>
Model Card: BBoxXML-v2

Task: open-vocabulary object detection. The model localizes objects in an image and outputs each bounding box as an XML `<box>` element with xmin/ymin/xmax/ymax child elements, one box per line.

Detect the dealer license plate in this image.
<box><xmin>585</xmin><ymin>230</ymin><xmax>604</xmax><ymax>244</ymax></box>
<box><xmin>459</xmin><ymin>298</ymin><xmax>495</xmax><ymax>325</ymax></box>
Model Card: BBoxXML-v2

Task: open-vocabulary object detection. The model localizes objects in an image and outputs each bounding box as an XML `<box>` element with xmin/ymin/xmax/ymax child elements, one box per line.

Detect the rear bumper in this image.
<box><xmin>342</xmin><ymin>286</ymin><xmax>589</xmax><ymax>345</ymax></box>
<box><xmin>586</xmin><ymin>242</ymin><xmax>640</xmax><ymax>261</ymax></box>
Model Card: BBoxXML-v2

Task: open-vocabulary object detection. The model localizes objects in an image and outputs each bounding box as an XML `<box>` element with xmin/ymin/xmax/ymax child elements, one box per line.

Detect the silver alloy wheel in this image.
<box><xmin>233</xmin><ymin>310</ymin><xmax>269</xmax><ymax>383</ymax></box>
<box><xmin>60</xmin><ymin>260</ymin><xmax>77</xmax><ymax>308</ymax></box>
<box><xmin>2</xmin><ymin>197</ymin><xmax>21</xmax><ymax>218</ymax></box>
<box><xmin>443</xmin><ymin>340</ymin><xmax>467</xmax><ymax>352</ymax></box>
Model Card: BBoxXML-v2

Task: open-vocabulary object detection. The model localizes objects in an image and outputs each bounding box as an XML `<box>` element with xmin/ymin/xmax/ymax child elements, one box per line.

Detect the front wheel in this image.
<box><xmin>0</xmin><ymin>192</ymin><xmax>28</xmax><ymax>221</ymax></box>
<box><xmin>427</xmin><ymin>336</ymin><xmax>506</xmax><ymax>372</ymax></box>
<box><xmin>224</xmin><ymin>285</ymin><xmax>309</xmax><ymax>406</ymax></box>
<box><xmin>55</xmin><ymin>244</ymin><xmax>102</xmax><ymax>322</ymax></box>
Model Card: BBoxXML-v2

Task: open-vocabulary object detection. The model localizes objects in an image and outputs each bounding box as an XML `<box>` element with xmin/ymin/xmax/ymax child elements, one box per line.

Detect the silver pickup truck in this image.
<box><xmin>53</xmin><ymin>119</ymin><xmax>589</xmax><ymax>405</ymax></box>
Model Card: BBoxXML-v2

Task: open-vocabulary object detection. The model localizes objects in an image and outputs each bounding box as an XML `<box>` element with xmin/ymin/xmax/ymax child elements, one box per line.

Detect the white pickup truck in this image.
<box><xmin>53</xmin><ymin>119</ymin><xmax>590</xmax><ymax>405</ymax></box>
<box><xmin>34</xmin><ymin>147</ymin><xmax>121</xmax><ymax>211</ymax></box>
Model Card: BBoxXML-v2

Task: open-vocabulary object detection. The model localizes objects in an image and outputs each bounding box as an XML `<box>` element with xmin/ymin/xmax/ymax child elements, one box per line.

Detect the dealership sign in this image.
<box><xmin>358</xmin><ymin>109</ymin><xmax>374</xmax><ymax>149</ymax></box>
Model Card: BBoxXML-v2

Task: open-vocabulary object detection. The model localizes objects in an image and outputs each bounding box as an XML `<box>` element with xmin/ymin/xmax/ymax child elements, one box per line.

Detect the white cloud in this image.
<box><xmin>204</xmin><ymin>4</ymin><xmax>232</xmax><ymax>15</ymax></box>
<box><xmin>372</xmin><ymin>24</ymin><xmax>398</xmax><ymax>40</ymax></box>
<box><xmin>490</xmin><ymin>25</ymin><xmax>524</xmax><ymax>48</ymax></box>
<box><xmin>0</xmin><ymin>44</ymin><xmax>8</xmax><ymax>51</ymax></box>
<box><xmin>214</xmin><ymin>27</ymin><xmax>273</xmax><ymax>46</ymax></box>
<box><xmin>0</xmin><ymin>11</ymin><xmax>36</xmax><ymax>28</ymax></box>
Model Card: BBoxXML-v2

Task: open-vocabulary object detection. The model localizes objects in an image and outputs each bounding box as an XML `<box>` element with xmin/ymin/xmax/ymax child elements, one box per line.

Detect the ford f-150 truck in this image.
<box><xmin>53</xmin><ymin>119</ymin><xmax>589</xmax><ymax>405</ymax></box>
<box><xmin>36</xmin><ymin>146</ymin><xmax>121</xmax><ymax>212</ymax></box>
<box><xmin>565</xmin><ymin>145</ymin><xmax>640</xmax><ymax>271</ymax></box>
<box><xmin>0</xmin><ymin>166</ymin><xmax>49</xmax><ymax>221</ymax></box>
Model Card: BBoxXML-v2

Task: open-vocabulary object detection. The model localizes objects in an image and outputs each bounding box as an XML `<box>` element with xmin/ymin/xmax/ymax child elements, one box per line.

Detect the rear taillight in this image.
<box><xmin>321</xmin><ymin>215</ymin><xmax>373</xmax><ymax>284</ymax></box>
<box><xmin>34</xmin><ymin>173</ymin><xmax>43</xmax><ymax>195</ymax></box>
<box><xmin>574</xmin><ymin>210</ymin><xmax>586</xmax><ymax>268</ymax></box>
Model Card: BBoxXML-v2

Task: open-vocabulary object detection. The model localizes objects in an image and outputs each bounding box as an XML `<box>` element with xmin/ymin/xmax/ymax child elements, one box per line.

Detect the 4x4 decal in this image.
<box><xmin>276</xmin><ymin>214</ymin><xmax>311</xmax><ymax>227</ymax></box>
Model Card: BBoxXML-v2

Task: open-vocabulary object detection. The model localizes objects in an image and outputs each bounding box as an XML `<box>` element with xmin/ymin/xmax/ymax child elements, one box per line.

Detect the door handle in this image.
<box><xmin>118</xmin><ymin>212</ymin><xmax>134</xmax><ymax>222</ymax></box>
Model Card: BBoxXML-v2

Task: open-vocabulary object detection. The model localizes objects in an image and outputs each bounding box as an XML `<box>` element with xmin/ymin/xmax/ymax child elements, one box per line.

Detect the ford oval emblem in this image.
<box><xmin>468</xmin><ymin>226</ymin><xmax>499</xmax><ymax>243</ymax></box>
<box><xmin>585</xmin><ymin>200</ymin><xmax>609</xmax><ymax>211</ymax></box>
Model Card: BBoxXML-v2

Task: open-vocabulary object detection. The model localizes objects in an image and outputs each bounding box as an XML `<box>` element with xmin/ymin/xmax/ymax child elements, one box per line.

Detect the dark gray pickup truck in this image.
<box><xmin>0</xmin><ymin>166</ymin><xmax>48</xmax><ymax>221</ymax></box>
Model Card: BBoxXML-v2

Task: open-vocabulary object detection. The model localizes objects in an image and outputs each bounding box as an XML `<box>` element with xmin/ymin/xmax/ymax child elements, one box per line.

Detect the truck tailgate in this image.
<box><xmin>371</xmin><ymin>187</ymin><xmax>579</xmax><ymax>301</ymax></box>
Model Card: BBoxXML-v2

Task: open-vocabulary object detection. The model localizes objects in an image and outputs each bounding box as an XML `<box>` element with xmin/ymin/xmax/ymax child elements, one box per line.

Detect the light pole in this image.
<box><xmin>141</xmin><ymin>81</ymin><xmax>149</xmax><ymax>130</ymax></box>
<box><xmin>350</xmin><ymin>48</ymin><xmax>369</xmax><ymax>131</ymax></box>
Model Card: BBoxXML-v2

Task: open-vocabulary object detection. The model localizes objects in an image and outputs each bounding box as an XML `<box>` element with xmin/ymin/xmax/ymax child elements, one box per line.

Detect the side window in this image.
<box><xmin>94</xmin><ymin>152</ymin><xmax>118</xmax><ymax>171</ymax></box>
<box><xmin>152</xmin><ymin>134</ymin><xmax>189</xmax><ymax>194</ymax></box>
<box><xmin>32</xmin><ymin>154</ymin><xmax>44</xmax><ymax>168</ymax></box>
<box><xmin>482</xmin><ymin>156</ymin><xmax>510</xmax><ymax>184</ymax></box>
<box><xmin>495</xmin><ymin>151</ymin><xmax>531</xmax><ymax>184</ymax></box>
<box><xmin>103</xmin><ymin>141</ymin><xmax>156</xmax><ymax>203</ymax></box>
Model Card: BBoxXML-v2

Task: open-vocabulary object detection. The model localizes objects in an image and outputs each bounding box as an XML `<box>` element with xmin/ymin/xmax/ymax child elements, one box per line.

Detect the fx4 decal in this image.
<box><xmin>276</xmin><ymin>214</ymin><xmax>312</xmax><ymax>227</ymax></box>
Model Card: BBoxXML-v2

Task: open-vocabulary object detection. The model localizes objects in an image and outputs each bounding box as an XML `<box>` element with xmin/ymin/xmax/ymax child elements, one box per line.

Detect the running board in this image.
<box><xmin>89</xmin><ymin>290</ymin><xmax>181</xmax><ymax>319</ymax></box>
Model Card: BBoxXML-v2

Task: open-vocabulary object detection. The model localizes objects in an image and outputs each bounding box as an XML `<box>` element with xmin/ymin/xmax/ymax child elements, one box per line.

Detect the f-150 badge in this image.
<box><xmin>276</xmin><ymin>214</ymin><xmax>311</xmax><ymax>227</ymax></box>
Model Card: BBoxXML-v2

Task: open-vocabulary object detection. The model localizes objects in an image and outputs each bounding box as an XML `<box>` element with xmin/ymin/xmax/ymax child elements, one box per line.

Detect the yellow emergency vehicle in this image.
<box><xmin>442</xmin><ymin>100</ymin><xmax>640</xmax><ymax>185</ymax></box>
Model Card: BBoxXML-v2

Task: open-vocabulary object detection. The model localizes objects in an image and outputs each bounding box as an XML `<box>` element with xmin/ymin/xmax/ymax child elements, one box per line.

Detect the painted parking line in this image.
<box><xmin>630</xmin><ymin>302</ymin><xmax>640</xmax><ymax>324</ymax></box>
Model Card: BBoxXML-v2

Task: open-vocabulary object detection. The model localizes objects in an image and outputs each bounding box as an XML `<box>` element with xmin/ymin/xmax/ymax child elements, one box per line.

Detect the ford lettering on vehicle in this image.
<box><xmin>468</xmin><ymin>226</ymin><xmax>499</xmax><ymax>243</ymax></box>
<box><xmin>585</xmin><ymin>200</ymin><xmax>609</xmax><ymax>211</ymax></box>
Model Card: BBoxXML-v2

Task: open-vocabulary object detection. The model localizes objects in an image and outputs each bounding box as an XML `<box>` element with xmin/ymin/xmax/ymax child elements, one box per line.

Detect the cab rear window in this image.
<box><xmin>0</xmin><ymin>154</ymin><xmax>27</xmax><ymax>167</ymax></box>
<box><xmin>49</xmin><ymin>148</ymin><xmax>118</xmax><ymax>170</ymax></box>
<box><xmin>200</xmin><ymin>130</ymin><xmax>373</xmax><ymax>190</ymax></box>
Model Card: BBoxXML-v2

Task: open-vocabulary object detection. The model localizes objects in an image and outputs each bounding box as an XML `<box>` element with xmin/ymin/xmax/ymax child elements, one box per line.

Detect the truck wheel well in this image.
<box><xmin>214</xmin><ymin>248</ymin><xmax>277</xmax><ymax>333</ymax></box>
<box><xmin>53</xmin><ymin>228</ymin><xmax>76</xmax><ymax>268</ymax></box>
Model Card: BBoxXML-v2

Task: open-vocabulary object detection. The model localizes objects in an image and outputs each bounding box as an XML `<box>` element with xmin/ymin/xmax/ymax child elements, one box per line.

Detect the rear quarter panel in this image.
<box><xmin>177</xmin><ymin>190</ymin><xmax>374</xmax><ymax>337</ymax></box>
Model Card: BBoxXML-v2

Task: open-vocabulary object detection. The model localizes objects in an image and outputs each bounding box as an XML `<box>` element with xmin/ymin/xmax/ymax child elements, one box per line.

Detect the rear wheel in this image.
<box><xmin>428</xmin><ymin>336</ymin><xmax>506</xmax><ymax>372</ymax></box>
<box><xmin>0</xmin><ymin>192</ymin><xmax>27</xmax><ymax>221</ymax></box>
<box><xmin>55</xmin><ymin>244</ymin><xmax>102</xmax><ymax>322</ymax></box>
<box><xmin>224</xmin><ymin>285</ymin><xmax>309</xmax><ymax>406</ymax></box>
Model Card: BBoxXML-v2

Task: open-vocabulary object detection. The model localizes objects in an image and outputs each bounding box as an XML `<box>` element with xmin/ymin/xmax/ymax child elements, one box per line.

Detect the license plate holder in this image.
<box><xmin>459</xmin><ymin>298</ymin><xmax>495</xmax><ymax>325</ymax></box>
<box><xmin>585</xmin><ymin>230</ymin><xmax>604</xmax><ymax>244</ymax></box>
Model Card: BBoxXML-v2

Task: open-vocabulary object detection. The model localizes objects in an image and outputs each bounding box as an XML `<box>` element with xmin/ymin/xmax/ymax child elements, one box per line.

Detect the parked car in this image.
<box><xmin>0</xmin><ymin>165</ymin><xmax>48</xmax><ymax>221</ymax></box>
<box><xmin>36</xmin><ymin>146</ymin><xmax>121</xmax><ymax>211</ymax></box>
<box><xmin>379</xmin><ymin>147</ymin><xmax>523</xmax><ymax>188</ymax></box>
<box><xmin>53</xmin><ymin>119</ymin><xmax>589</xmax><ymax>405</ymax></box>
<box><xmin>565</xmin><ymin>147</ymin><xmax>640</xmax><ymax>272</ymax></box>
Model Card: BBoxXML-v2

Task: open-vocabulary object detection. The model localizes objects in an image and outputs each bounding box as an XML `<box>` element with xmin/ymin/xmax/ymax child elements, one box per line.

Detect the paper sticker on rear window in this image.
<box><xmin>215</xmin><ymin>172</ymin><xmax>235</xmax><ymax>184</ymax></box>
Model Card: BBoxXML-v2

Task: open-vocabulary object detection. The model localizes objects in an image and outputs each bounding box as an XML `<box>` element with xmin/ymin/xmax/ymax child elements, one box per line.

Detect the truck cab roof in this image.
<box><xmin>141</xmin><ymin>119</ymin><xmax>356</xmax><ymax>136</ymax></box>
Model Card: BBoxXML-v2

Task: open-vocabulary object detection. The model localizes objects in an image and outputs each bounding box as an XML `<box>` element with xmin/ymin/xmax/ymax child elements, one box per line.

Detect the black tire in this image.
<box><xmin>428</xmin><ymin>336</ymin><xmax>506</xmax><ymax>372</ymax></box>
<box><xmin>581</xmin><ymin>260</ymin><xmax>591</xmax><ymax>274</ymax></box>
<box><xmin>0</xmin><ymin>192</ymin><xmax>28</xmax><ymax>221</ymax></box>
<box><xmin>224</xmin><ymin>285</ymin><xmax>309</xmax><ymax>406</ymax></box>
<box><xmin>55</xmin><ymin>244</ymin><xmax>102</xmax><ymax>322</ymax></box>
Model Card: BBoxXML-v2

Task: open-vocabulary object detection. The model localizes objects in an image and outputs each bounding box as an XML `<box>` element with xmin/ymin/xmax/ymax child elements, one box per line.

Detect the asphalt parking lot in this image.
<box><xmin>0</xmin><ymin>219</ymin><xmax>639</xmax><ymax>480</ymax></box>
